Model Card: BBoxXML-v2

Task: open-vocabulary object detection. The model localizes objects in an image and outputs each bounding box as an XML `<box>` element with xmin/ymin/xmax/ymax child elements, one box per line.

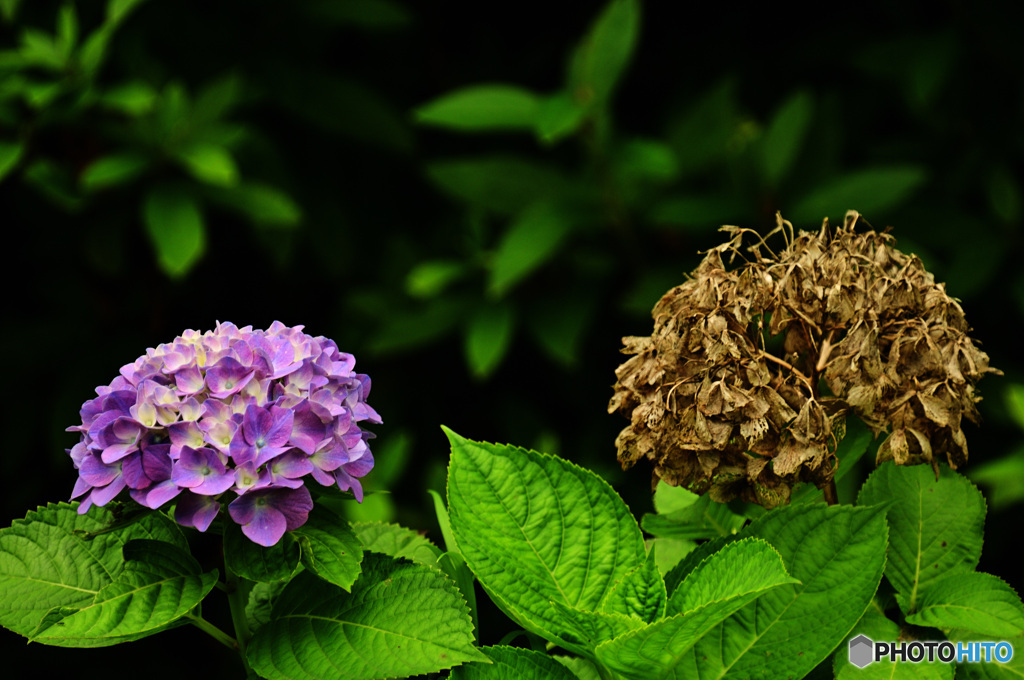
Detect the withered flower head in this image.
<box><xmin>608</xmin><ymin>211</ymin><xmax>999</xmax><ymax>508</ymax></box>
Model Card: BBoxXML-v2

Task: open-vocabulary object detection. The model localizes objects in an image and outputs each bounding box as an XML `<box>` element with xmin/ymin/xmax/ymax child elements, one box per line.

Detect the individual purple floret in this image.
<box><xmin>66</xmin><ymin>321</ymin><xmax>380</xmax><ymax>545</ymax></box>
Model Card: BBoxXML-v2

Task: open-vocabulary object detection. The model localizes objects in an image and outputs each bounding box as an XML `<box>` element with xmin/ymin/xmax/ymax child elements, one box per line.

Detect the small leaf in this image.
<box><xmin>535</xmin><ymin>91</ymin><xmax>588</xmax><ymax>144</ymax></box>
<box><xmin>247</xmin><ymin>554</ymin><xmax>487</xmax><ymax>680</ymax></box>
<box><xmin>1006</xmin><ymin>384</ymin><xmax>1024</xmax><ymax>432</ymax></box>
<box><xmin>790</xmin><ymin>165</ymin><xmax>928</xmax><ymax>224</ymax></box>
<box><xmin>56</xmin><ymin>3</ymin><xmax>78</xmax><ymax>58</ymax></box>
<box><xmin>209</xmin><ymin>182</ymin><xmax>302</xmax><ymax>228</ymax></box>
<box><xmin>351</xmin><ymin>521</ymin><xmax>442</xmax><ymax>566</ymax></box>
<box><xmin>0</xmin><ymin>140</ymin><xmax>24</xmax><ymax>181</ymax></box>
<box><xmin>526</xmin><ymin>290</ymin><xmax>596</xmax><ymax>368</ymax></box>
<box><xmin>292</xmin><ymin>504</ymin><xmax>364</xmax><ymax>591</ymax></box>
<box><xmin>569</xmin><ymin>0</ymin><xmax>641</xmax><ymax>107</ymax></box>
<box><xmin>224</xmin><ymin>522</ymin><xmax>300</xmax><ymax>583</ymax></box>
<box><xmin>760</xmin><ymin>90</ymin><xmax>813</xmax><ymax>188</ymax></box>
<box><xmin>641</xmin><ymin>493</ymin><xmax>746</xmax><ymax>540</ymax></box>
<box><xmin>99</xmin><ymin>81</ymin><xmax>158</xmax><ymax>115</ymax></box>
<box><xmin>464</xmin><ymin>303</ymin><xmax>515</xmax><ymax>378</ymax></box>
<box><xmin>406</xmin><ymin>260</ymin><xmax>466</xmax><ymax>299</ymax></box>
<box><xmin>489</xmin><ymin>200</ymin><xmax>575</xmax><ymax>297</ymax></box>
<box><xmin>175</xmin><ymin>143</ymin><xmax>239</xmax><ymax>187</ymax></box>
<box><xmin>415</xmin><ymin>84</ymin><xmax>541</xmax><ymax>131</ymax></box>
<box><xmin>858</xmin><ymin>463</ymin><xmax>986</xmax><ymax>610</ymax></box>
<box><xmin>600</xmin><ymin>549</ymin><xmax>666</xmax><ymax>623</ymax></box>
<box><xmin>905</xmin><ymin>571</ymin><xmax>1024</xmax><ymax>638</ymax></box>
<box><xmin>142</xmin><ymin>184</ymin><xmax>206</xmax><ymax>277</ymax></box>
<box><xmin>80</xmin><ymin>152</ymin><xmax>149</xmax><ymax>191</ymax></box>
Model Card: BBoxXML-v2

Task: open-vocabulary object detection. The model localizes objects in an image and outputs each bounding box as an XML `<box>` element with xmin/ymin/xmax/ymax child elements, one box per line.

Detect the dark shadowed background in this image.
<box><xmin>3</xmin><ymin>1</ymin><xmax>1023</xmax><ymax>677</ymax></box>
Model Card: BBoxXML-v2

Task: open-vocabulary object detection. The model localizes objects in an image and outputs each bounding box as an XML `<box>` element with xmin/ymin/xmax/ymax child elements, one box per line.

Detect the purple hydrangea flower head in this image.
<box><xmin>67</xmin><ymin>321</ymin><xmax>379</xmax><ymax>545</ymax></box>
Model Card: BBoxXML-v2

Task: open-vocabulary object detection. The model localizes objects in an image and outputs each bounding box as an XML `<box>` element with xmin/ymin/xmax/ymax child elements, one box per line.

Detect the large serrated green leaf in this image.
<box><xmin>594</xmin><ymin>538</ymin><xmax>797</xmax><ymax>679</ymax></box>
<box><xmin>247</xmin><ymin>553</ymin><xmax>487</xmax><ymax>680</ymax></box>
<box><xmin>29</xmin><ymin>539</ymin><xmax>217</xmax><ymax>647</ymax></box>
<box><xmin>415</xmin><ymin>84</ymin><xmax>541</xmax><ymax>131</ymax></box>
<box><xmin>950</xmin><ymin>631</ymin><xmax>1024</xmax><ymax>680</ymax></box>
<box><xmin>352</xmin><ymin>521</ymin><xmax>442</xmax><ymax>566</ymax></box>
<box><xmin>0</xmin><ymin>503</ymin><xmax>186</xmax><ymax>640</ymax></box>
<box><xmin>905</xmin><ymin>571</ymin><xmax>1024</xmax><ymax>638</ymax></box>
<box><xmin>445</xmin><ymin>427</ymin><xmax>647</xmax><ymax>648</ymax></box>
<box><xmin>615</xmin><ymin>505</ymin><xmax>885</xmax><ymax>679</ymax></box>
<box><xmin>292</xmin><ymin>504</ymin><xmax>363</xmax><ymax>591</ymax></box>
<box><xmin>834</xmin><ymin>603</ymin><xmax>954</xmax><ymax>680</ymax></box>
<box><xmin>858</xmin><ymin>463</ymin><xmax>986</xmax><ymax>611</ymax></box>
<box><xmin>549</xmin><ymin>599</ymin><xmax>646</xmax><ymax>658</ymax></box>
<box><xmin>452</xmin><ymin>645</ymin><xmax>579</xmax><ymax>680</ymax></box>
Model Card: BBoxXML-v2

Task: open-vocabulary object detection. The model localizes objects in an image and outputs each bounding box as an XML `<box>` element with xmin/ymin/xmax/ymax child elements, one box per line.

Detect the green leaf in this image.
<box><xmin>790</xmin><ymin>165</ymin><xmax>928</xmax><ymax>225</ymax></box>
<box><xmin>601</xmin><ymin>549</ymin><xmax>666</xmax><ymax>623</ymax></box>
<box><xmin>30</xmin><ymin>540</ymin><xmax>217</xmax><ymax>647</ymax></box>
<box><xmin>641</xmin><ymin>493</ymin><xmax>746</xmax><ymax>540</ymax></box>
<box><xmin>1006</xmin><ymin>384</ymin><xmax>1024</xmax><ymax>432</ymax></box>
<box><xmin>760</xmin><ymin>90</ymin><xmax>813</xmax><ymax>188</ymax></box>
<box><xmin>142</xmin><ymin>184</ymin><xmax>206</xmax><ymax>278</ymax></box>
<box><xmin>351</xmin><ymin>521</ymin><xmax>442</xmax><ymax>566</ymax></box>
<box><xmin>595</xmin><ymin>540</ymin><xmax>797</xmax><ymax>679</ymax></box>
<box><xmin>80</xmin><ymin>152</ymin><xmax>149</xmax><ymax>191</ymax></box>
<box><xmin>108</xmin><ymin>0</ymin><xmax>146</xmax><ymax>24</ymax></box>
<box><xmin>99</xmin><ymin>81</ymin><xmax>158</xmax><ymax>115</ymax></box>
<box><xmin>834</xmin><ymin>603</ymin><xmax>953</xmax><ymax>680</ymax></box>
<box><xmin>548</xmin><ymin>600</ymin><xmax>646</xmax><ymax>658</ymax></box>
<box><xmin>526</xmin><ymin>290</ymin><xmax>596</xmax><ymax>368</ymax></box>
<box><xmin>406</xmin><ymin>259</ymin><xmax>467</xmax><ymax>299</ymax></box>
<box><xmin>292</xmin><ymin>504</ymin><xmax>364</xmax><ymax>591</ymax></box>
<box><xmin>464</xmin><ymin>303</ymin><xmax>515</xmax><ymax>379</ymax></box>
<box><xmin>904</xmin><ymin>571</ymin><xmax>1024</xmax><ymax>638</ymax></box>
<box><xmin>415</xmin><ymin>84</ymin><xmax>541</xmax><ymax>131</ymax></box>
<box><xmin>445</xmin><ymin>428</ymin><xmax>647</xmax><ymax>649</ymax></box>
<box><xmin>667</xmin><ymin>538</ymin><xmax>798</xmax><ymax>616</ymax></box>
<box><xmin>209</xmin><ymin>182</ymin><xmax>302</xmax><ymax>228</ymax></box>
<box><xmin>535</xmin><ymin>91</ymin><xmax>589</xmax><ymax>144</ymax></box>
<box><xmin>615</xmin><ymin>504</ymin><xmax>888</xmax><ymax>679</ymax></box>
<box><xmin>0</xmin><ymin>139</ymin><xmax>24</xmax><ymax>181</ymax></box>
<box><xmin>452</xmin><ymin>645</ymin><xmax>579</xmax><ymax>680</ymax></box>
<box><xmin>224</xmin><ymin>522</ymin><xmax>301</xmax><ymax>583</ymax></box>
<box><xmin>489</xmin><ymin>200</ymin><xmax>575</xmax><ymax>297</ymax></box>
<box><xmin>858</xmin><ymin>463</ymin><xmax>985</xmax><ymax>610</ymax></box>
<box><xmin>569</xmin><ymin>0</ymin><xmax>641</xmax><ymax>107</ymax></box>
<box><xmin>19</xmin><ymin>29</ymin><xmax>64</xmax><ymax>70</ymax></box>
<box><xmin>247</xmin><ymin>553</ymin><xmax>487</xmax><ymax>680</ymax></box>
<box><xmin>555</xmin><ymin>655</ymin><xmax>603</xmax><ymax>680</ymax></box>
<box><xmin>948</xmin><ymin>631</ymin><xmax>1024</xmax><ymax>680</ymax></box>
<box><xmin>56</xmin><ymin>3</ymin><xmax>78</xmax><ymax>58</ymax></box>
<box><xmin>175</xmin><ymin>143</ymin><xmax>239</xmax><ymax>187</ymax></box>
<box><xmin>0</xmin><ymin>503</ymin><xmax>187</xmax><ymax>640</ymax></box>
<box><xmin>426</xmin><ymin>156</ymin><xmax>566</xmax><ymax>215</ymax></box>
<box><xmin>246</xmin><ymin>579</ymin><xmax>288</xmax><ymax>634</ymax></box>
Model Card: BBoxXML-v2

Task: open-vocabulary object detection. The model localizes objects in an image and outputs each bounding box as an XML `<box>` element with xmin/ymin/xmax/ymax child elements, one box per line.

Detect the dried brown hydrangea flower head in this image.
<box><xmin>608</xmin><ymin>211</ymin><xmax>999</xmax><ymax>508</ymax></box>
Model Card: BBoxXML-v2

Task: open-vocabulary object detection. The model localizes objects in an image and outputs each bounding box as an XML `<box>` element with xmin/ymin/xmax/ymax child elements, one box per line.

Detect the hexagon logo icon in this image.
<box><xmin>849</xmin><ymin>634</ymin><xmax>874</xmax><ymax>668</ymax></box>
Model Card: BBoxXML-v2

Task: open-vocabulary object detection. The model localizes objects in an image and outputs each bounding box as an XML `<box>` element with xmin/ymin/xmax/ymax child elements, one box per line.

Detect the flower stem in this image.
<box><xmin>225</xmin><ymin>562</ymin><xmax>255</xmax><ymax>676</ymax></box>
<box><xmin>185</xmin><ymin>612</ymin><xmax>236</xmax><ymax>651</ymax></box>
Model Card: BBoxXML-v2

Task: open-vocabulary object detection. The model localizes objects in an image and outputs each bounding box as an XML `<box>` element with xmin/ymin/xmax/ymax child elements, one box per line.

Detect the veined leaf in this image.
<box><xmin>224</xmin><ymin>522</ymin><xmax>300</xmax><ymax>583</ymax></box>
<box><xmin>445</xmin><ymin>428</ymin><xmax>647</xmax><ymax>650</ymax></box>
<box><xmin>0</xmin><ymin>503</ymin><xmax>186</xmax><ymax>641</ymax></box>
<box><xmin>351</xmin><ymin>521</ymin><xmax>442</xmax><ymax>566</ymax></box>
<box><xmin>452</xmin><ymin>645</ymin><xmax>579</xmax><ymax>680</ymax></box>
<box><xmin>30</xmin><ymin>540</ymin><xmax>217</xmax><ymax>647</ymax></box>
<box><xmin>601</xmin><ymin>549</ymin><xmax>666</xmax><ymax>623</ymax></box>
<box><xmin>858</xmin><ymin>463</ymin><xmax>985</xmax><ymax>611</ymax></box>
<box><xmin>247</xmin><ymin>554</ymin><xmax>487</xmax><ymax>680</ymax></box>
<box><xmin>905</xmin><ymin>571</ymin><xmax>1024</xmax><ymax>638</ymax></box>
<box><xmin>292</xmin><ymin>504</ymin><xmax>363</xmax><ymax>591</ymax></box>
<box><xmin>415</xmin><ymin>84</ymin><xmax>541</xmax><ymax>131</ymax></box>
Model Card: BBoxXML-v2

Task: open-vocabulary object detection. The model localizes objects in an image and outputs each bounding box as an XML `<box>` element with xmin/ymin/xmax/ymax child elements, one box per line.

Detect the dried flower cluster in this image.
<box><xmin>68</xmin><ymin>321</ymin><xmax>380</xmax><ymax>545</ymax></box>
<box><xmin>609</xmin><ymin>212</ymin><xmax>998</xmax><ymax>507</ymax></box>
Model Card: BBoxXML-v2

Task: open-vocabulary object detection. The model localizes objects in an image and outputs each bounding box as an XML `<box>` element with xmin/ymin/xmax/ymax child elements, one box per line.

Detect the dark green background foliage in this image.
<box><xmin>2</xmin><ymin>1</ymin><xmax>1023</xmax><ymax>677</ymax></box>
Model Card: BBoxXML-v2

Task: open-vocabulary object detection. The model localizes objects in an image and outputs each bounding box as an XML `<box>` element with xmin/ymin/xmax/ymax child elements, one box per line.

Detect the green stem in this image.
<box><xmin>185</xmin><ymin>612</ymin><xmax>236</xmax><ymax>651</ymax></box>
<box><xmin>225</xmin><ymin>563</ymin><xmax>254</xmax><ymax>676</ymax></box>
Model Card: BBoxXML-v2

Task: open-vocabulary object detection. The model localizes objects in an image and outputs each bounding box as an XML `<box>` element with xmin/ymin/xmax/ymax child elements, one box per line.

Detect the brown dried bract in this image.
<box><xmin>609</xmin><ymin>211</ymin><xmax>999</xmax><ymax>507</ymax></box>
